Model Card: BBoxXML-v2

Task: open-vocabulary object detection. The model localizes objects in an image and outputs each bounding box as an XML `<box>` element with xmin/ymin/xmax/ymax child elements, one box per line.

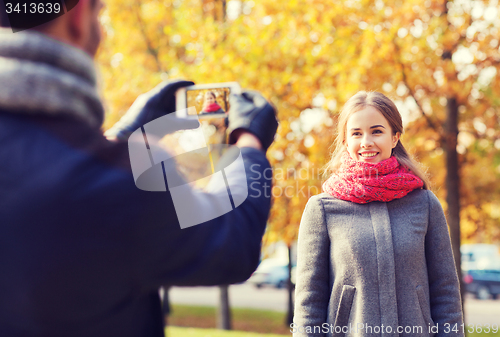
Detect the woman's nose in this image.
<box><xmin>361</xmin><ymin>136</ymin><xmax>374</xmax><ymax>148</ymax></box>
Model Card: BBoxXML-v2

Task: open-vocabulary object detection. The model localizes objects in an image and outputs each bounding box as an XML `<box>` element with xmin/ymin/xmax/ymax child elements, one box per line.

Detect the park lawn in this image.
<box><xmin>168</xmin><ymin>304</ymin><xmax>500</xmax><ymax>337</ymax></box>
<box><xmin>168</xmin><ymin>304</ymin><xmax>291</xmax><ymax>335</ymax></box>
<box><xmin>468</xmin><ymin>331</ymin><xmax>500</xmax><ymax>337</ymax></box>
<box><xmin>167</xmin><ymin>326</ymin><xmax>289</xmax><ymax>337</ymax></box>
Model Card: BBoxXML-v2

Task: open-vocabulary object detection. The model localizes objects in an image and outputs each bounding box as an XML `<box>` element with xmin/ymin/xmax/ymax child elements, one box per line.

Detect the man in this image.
<box><xmin>0</xmin><ymin>0</ymin><xmax>278</xmax><ymax>336</ymax></box>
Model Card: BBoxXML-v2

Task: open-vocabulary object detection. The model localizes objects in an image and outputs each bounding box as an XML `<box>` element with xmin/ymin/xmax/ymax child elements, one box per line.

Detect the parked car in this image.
<box><xmin>461</xmin><ymin>244</ymin><xmax>500</xmax><ymax>270</ymax></box>
<box><xmin>247</xmin><ymin>259</ymin><xmax>295</xmax><ymax>289</ymax></box>
<box><xmin>463</xmin><ymin>269</ymin><xmax>500</xmax><ymax>300</ymax></box>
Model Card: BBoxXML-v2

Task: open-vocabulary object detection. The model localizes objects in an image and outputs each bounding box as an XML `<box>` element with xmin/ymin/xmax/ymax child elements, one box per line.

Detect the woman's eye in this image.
<box><xmin>352</xmin><ymin>132</ymin><xmax>361</xmax><ymax>136</ymax></box>
<box><xmin>373</xmin><ymin>129</ymin><xmax>382</xmax><ymax>134</ymax></box>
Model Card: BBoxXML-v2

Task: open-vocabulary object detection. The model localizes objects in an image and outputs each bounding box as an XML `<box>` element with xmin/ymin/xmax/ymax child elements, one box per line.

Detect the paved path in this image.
<box><xmin>170</xmin><ymin>283</ymin><xmax>288</xmax><ymax>312</ymax></box>
<box><xmin>463</xmin><ymin>294</ymin><xmax>500</xmax><ymax>327</ymax></box>
<box><xmin>169</xmin><ymin>284</ymin><xmax>500</xmax><ymax>326</ymax></box>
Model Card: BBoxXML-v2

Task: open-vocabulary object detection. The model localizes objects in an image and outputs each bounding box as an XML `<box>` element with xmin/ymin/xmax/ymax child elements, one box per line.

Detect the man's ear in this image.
<box><xmin>392</xmin><ymin>132</ymin><xmax>401</xmax><ymax>148</ymax></box>
<box><xmin>66</xmin><ymin>0</ymin><xmax>88</xmax><ymax>41</ymax></box>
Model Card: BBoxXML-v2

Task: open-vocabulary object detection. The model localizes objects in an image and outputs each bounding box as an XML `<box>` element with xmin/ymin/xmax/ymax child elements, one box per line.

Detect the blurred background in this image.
<box><xmin>96</xmin><ymin>0</ymin><xmax>500</xmax><ymax>335</ymax></box>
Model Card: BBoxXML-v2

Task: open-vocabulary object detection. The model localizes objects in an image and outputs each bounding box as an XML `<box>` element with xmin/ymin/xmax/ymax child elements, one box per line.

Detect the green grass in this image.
<box><xmin>167</xmin><ymin>304</ymin><xmax>290</xmax><ymax>335</ymax></box>
<box><xmin>167</xmin><ymin>304</ymin><xmax>500</xmax><ymax>337</ymax></box>
<box><xmin>166</xmin><ymin>327</ymin><xmax>289</xmax><ymax>337</ymax></box>
<box><xmin>467</xmin><ymin>330</ymin><xmax>500</xmax><ymax>337</ymax></box>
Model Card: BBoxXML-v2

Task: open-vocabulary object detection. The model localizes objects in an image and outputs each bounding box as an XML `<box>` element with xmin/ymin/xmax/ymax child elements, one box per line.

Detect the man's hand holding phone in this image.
<box><xmin>105</xmin><ymin>80</ymin><xmax>198</xmax><ymax>141</ymax></box>
<box><xmin>227</xmin><ymin>91</ymin><xmax>278</xmax><ymax>152</ymax></box>
<box><xmin>105</xmin><ymin>81</ymin><xmax>278</xmax><ymax>152</ymax></box>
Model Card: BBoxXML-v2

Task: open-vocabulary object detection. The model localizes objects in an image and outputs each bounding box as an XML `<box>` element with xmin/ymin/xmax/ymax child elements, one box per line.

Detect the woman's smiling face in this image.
<box><xmin>205</xmin><ymin>93</ymin><xmax>215</xmax><ymax>105</ymax></box>
<box><xmin>345</xmin><ymin>106</ymin><xmax>400</xmax><ymax>163</ymax></box>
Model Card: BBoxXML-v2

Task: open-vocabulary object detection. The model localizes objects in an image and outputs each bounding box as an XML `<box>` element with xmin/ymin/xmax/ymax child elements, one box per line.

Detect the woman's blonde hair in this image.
<box><xmin>204</xmin><ymin>91</ymin><xmax>216</xmax><ymax>100</ymax></box>
<box><xmin>323</xmin><ymin>91</ymin><xmax>430</xmax><ymax>189</ymax></box>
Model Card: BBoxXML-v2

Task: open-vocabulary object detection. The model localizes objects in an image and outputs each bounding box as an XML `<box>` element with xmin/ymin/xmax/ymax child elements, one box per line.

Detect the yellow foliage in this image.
<box><xmin>98</xmin><ymin>0</ymin><xmax>500</xmax><ymax>246</ymax></box>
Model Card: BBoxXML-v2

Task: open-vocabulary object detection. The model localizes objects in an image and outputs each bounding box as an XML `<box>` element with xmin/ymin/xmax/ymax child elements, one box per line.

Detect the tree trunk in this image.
<box><xmin>221</xmin><ymin>0</ymin><xmax>226</xmax><ymax>21</ymax></box>
<box><xmin>286</xmin><ymin>244</ymin><xmax>294</xmax><ymax>326</ymax></box>
<box><xmin>217</xmin><ymin>285</ymin><xmax>232</xmax><ymax>330</ymax></box>
<box><xmin>445</xmin><ymin>97</ymin><xmax>464</xmax><ymax>313</ymax></box>
<box><xmin>161</xmin><ymin>286</ymin><xmax>171</xmax><ymax>326</ymax></box>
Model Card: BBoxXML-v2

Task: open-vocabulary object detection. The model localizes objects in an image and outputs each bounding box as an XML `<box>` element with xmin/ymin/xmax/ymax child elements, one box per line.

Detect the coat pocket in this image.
<box><xmin>416</xmin><ymin>285</ymin><xmax>436</xmax><ymax>336</ymax></box>
<box><xmin>333</xmin><ymin>285</ymin><xmax>356</xmax><ymax>336</ymax></box>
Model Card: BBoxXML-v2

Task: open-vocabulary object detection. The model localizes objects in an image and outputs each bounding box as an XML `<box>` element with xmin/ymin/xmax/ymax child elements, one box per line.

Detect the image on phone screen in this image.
<box><xmin>186</xmin><ymin>88</ymin><xmax>230</xmax><ymax>116</ymax></box>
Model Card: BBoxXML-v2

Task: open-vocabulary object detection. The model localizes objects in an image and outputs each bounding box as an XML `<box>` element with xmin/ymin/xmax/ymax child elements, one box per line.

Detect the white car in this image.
<box><xmin>461</xmin><ymin>244</ymin><xmax>500</xmax><ymax>271</ymax></box>
<box><xmin>247</xmin><ymin>259</ymin><xmax>295</xmax><ymax>289</ymax></box>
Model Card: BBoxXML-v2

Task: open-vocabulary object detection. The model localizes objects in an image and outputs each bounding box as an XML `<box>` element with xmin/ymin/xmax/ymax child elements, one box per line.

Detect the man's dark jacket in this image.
<box><xmin>0</xmin><ymin>30</ymin><xmax>272</xmax><ymax>337</ymax></box>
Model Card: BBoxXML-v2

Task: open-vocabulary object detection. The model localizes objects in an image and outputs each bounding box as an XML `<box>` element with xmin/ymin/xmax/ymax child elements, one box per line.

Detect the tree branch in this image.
<box><xmin>393</xmin><ymin>39</ymin><xmax>443</xmax><ymax>136</ymax></box>
<box><xmin>135</xmin><ymin>0</ymin><xmax>164</xmax><ymax>73</ymax></box>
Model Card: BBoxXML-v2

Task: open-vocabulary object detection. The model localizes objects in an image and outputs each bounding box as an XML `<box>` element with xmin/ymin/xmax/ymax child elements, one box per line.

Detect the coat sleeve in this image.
<box><xmin>293</xmin><ymin>196</ymin><xmax>330</xmax><ymax>337</ymax></box>
<box><xmin>425</xmin><ymin>191</ymin><xmax>465</xmax><ymax>336</ymax></box>
<box><xmin>127</xmin><ymin>146</ymin><xmax>273</xmax><ymax>289</ymax></box>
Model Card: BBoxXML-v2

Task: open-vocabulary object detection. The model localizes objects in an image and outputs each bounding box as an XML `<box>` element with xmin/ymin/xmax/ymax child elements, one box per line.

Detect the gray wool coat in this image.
<box><xmin>293</xmin><ymin>189</ymin><xmax>464</xmax><ymax>337</ymax></box>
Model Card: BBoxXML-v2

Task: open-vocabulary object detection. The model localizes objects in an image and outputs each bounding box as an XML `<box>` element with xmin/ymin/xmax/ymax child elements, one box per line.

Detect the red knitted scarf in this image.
<box><xmin>203</xmin><ymin>102</ymin><xmax>222</xmax><ymax>112</ymax></box>
<box><xmin>322</xmin><ymin>152</ymin><xmax>424</xmax><ymax>204</ymax></box>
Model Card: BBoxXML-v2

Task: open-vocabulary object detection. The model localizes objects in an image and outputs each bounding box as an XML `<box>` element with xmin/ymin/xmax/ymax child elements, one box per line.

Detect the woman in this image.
<box><xmin>201</xmin><ymin>91</ymin><xmax>225</xmax><ymax>114</ymax></box>
<box><xmin>293</xmin><ymin>91</ymin><xmax>464</xmax><ymax>337</ymax></box>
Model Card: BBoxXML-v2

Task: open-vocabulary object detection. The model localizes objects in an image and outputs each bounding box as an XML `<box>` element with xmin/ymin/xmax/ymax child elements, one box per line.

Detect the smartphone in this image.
<box><xmin>161</xmin><ymin>82</ymin><xmax>241</xmax><ymax>188</ymax></box>
<box><xmin>175</xmin><ymin>82</ymin><xmax>241</xmax><ymax>117</ymax></box>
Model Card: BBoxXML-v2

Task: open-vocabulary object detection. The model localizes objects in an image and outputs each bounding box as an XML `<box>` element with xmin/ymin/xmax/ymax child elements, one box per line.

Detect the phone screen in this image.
<box><xmin>185</xmin><ymin>88</ymin><xmax>231</xmax><ymax>116</ymax></box>
<box><xmin>162</xmin><ymin>88</ymin><xmax>233</xmax><ymax>190</ymax></box>
<box><xmin>183</xmin><ymin>87</ymin><xmax>230</xmax><ymax>151</ymax></box>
